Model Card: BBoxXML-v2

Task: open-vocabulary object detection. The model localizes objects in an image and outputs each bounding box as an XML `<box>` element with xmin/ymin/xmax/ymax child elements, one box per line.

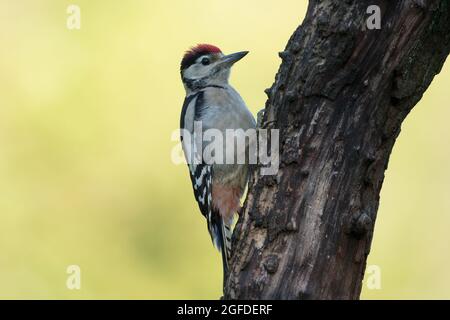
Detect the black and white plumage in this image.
<box><xmin>179</xmin><ymin>44</ymin><xmax>256</xmax><ymax>278</ymax></box>
<box><xmin>188</xmin><ymin>163</ymin><xmax>231</xmax><ymax>270</ymax></box>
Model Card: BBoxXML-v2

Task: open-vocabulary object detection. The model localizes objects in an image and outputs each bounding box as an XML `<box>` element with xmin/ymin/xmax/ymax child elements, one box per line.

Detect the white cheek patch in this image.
<box><xmin>183</xmin><ymin>64</ymin><xmax>203</xmax><ymax>79</ymax></box>
<box><xmin>183</xmin><ymin>55</ymin><xmax>220</xmax><ymax>80</ymax></box>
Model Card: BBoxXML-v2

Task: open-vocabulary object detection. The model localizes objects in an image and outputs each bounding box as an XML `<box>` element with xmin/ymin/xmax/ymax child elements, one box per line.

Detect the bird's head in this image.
<box><xmin>180</xmin><ymin>44</ymin><xmax>248</xmax><ymax>92</ymax></box>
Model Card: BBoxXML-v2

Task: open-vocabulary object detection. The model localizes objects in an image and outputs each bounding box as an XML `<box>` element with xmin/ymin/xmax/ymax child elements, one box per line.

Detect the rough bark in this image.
<box><xmin>224</xmin><ymin>0</ymin><xmax>450</xmax><ymax>300</ymax></box>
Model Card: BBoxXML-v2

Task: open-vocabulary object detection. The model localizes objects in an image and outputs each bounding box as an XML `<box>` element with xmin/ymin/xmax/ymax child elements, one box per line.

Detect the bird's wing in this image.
<box><xmin>180</xmin><ymin>91</ymin><xmax>231</xmax><ymax>272</ymax></box>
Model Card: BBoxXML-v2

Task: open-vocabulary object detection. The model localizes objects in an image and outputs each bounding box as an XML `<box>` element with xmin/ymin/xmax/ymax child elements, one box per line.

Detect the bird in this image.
<box><xmin>179</xmin><ymin>44</ymin><xmax>256</xmax><ymax>278</ymax></box>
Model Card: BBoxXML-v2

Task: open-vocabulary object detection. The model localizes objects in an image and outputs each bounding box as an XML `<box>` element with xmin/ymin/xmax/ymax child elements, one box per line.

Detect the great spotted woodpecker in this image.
<box><xmin>179</xmin><ymin>44</ymin><xmax>256</xmax><ymax>276</ymax></box>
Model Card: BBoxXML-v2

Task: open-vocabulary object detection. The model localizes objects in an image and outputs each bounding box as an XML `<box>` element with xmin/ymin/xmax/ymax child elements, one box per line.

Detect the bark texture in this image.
<box><xmin>225</xmin><ymin>0</ymin><xmax>450</xmax><ymax>299</ymax></box>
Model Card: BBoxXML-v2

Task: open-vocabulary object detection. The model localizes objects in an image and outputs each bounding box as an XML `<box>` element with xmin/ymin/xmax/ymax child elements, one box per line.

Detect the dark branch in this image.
<box><xmin>225</xmin><ymin>0</ymin><xmax>450</xmax><ymax>299</ymax></box>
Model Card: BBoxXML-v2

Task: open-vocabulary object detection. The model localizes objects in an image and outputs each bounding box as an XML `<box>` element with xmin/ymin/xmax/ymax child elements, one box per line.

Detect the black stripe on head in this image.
<box><xmin>180</xmin><ymin>44</ymin><xmax>222</xmax><ymax>71</ymax></box>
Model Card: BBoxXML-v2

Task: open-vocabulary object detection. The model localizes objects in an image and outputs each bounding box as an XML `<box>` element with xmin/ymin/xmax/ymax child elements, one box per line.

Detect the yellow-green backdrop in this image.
<box><xmin>0</xmin><ymin>1</ymin><xmax>449</xmax><ymax>299</ymax></box>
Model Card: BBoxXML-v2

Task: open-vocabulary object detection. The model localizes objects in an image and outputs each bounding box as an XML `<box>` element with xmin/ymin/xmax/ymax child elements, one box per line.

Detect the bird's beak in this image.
<box><xmin>219</xmin><ymin>51</ymin><xmax>249</xmax><ymax>68</ymax></box>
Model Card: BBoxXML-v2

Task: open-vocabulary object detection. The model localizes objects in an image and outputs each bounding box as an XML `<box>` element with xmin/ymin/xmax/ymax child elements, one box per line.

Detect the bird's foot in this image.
<box><xmin>257</xmin><ymin>108</ymin><xmax>265</xmax><ymax>128</ymax></box>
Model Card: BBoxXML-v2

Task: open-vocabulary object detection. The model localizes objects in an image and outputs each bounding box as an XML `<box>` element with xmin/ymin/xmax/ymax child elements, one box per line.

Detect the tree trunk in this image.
<box><xmin>224</xmin><ymin>0</ymin><xmax>450</xmax><ymax>300</ymax></box>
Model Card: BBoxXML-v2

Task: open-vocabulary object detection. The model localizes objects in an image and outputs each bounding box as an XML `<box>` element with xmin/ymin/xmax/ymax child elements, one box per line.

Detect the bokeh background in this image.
<box><xmin>0</xmin><ymin>0</ymin><xmax>449</xmax><ymax>299</ymax></box>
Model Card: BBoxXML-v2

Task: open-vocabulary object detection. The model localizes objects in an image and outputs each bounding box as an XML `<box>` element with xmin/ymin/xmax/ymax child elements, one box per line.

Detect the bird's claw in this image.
<box><xmin>257</xmin><ymin>108</ymin><xmax>265</xmax><ymax>128</ymax></box>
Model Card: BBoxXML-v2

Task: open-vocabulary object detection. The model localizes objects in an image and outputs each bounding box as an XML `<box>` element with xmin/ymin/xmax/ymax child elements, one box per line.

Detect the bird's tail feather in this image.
<box><xmin>209</xmin><ymin>210</ymin><xmax>233</xmax><ymax>281</ymax></box>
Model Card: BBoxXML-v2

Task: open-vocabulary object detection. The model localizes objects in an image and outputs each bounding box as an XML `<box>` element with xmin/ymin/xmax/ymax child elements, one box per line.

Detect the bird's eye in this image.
<box><xmin>201</xmin><ymin>57</ymin><xmax>210</xmax><ymax>66</ymax></box>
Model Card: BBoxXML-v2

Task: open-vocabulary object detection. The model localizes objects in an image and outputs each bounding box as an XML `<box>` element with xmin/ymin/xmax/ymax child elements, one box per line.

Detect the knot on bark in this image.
<box><xmin>349</xmin><ymin>211</ymin><xmax>373</xmax><ymax>239</ymax></box>
<box><xmin>278</xmin><ymin>51</ymin><xmax>292</xmax><ymax>61</ymax></box>
<box><xmin>263</xmin><ymin>254</ymin><xmax>280</xmax><ymax>274</ymax></box>
<box><xmin>286</xmin><ymin>89</ymin><xmax>300</xmax><ymax>102</ymax></box>
<box><xmin>286</xmin><ymin>217</ymin><xmax>298</xmax><ymax>232</ymax></box>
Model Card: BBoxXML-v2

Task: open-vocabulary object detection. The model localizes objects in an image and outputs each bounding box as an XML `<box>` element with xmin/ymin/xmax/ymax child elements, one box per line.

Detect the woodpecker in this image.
<box><xmin>179</xmin><ymin>44</ymin><xmax>256</xmax><ymax>276</ymax></box>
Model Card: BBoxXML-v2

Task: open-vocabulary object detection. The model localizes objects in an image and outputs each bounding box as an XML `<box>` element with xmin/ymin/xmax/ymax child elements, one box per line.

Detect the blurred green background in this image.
<box><xmin>0</xmin><ymin>0</ymin><xmax>449</xmax><ymax>299</ymax></box>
